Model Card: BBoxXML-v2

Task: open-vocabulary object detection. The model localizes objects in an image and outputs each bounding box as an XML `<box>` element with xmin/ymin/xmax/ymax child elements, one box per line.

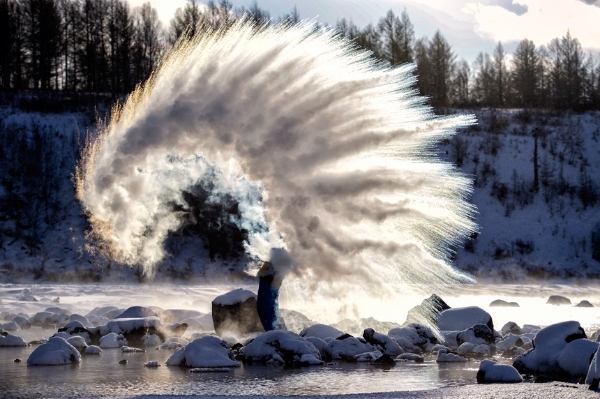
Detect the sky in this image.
<box><xmin>129</xmin><ymin>0</ymin><xmax>600</xmax><ymax>63</ymax></box>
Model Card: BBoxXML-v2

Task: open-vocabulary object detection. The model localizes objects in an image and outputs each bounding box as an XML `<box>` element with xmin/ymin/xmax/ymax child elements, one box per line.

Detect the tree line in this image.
<box><xmin>1</xmin><ymin>0</ymin><xmax>599</xmax><ymax>111</ymax></box>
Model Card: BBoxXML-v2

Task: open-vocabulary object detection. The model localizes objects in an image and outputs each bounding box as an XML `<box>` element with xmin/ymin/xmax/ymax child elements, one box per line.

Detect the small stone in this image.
<box><xmin>119</xmin><ymin>359</ymin><xmax>127</xmax><ymax>364</ymax></box>
<box><xmin>14</xmin><ymin>358</ymin><xmax>21</xmax><ymax>363</ymax></box>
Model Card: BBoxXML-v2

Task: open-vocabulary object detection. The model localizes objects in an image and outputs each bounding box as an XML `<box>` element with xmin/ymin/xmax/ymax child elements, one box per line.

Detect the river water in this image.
<box><xmin>1</xmin><ymin>282</ymin><xmax>600</xmax><ymax>398</ymax></box>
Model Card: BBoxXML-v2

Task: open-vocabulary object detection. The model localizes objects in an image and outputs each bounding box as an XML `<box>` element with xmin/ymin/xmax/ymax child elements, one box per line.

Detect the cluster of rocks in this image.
<box><xmin>4</xmin><ymin>289</ymin><xmax>600</xmax><ymax>391</ymax></box>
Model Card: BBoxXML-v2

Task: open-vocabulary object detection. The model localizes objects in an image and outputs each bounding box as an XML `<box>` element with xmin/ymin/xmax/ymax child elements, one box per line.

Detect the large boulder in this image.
<box><xmin>166</xmin><ymin>335</ymin><xmax>240</xmax><ymax>368</ymax></box>
<box><xmin>405</xmin><ymin>294</ymin><xmax>450</xmax><ymax>326</ymax></box>
<box><xmin>211</xmin><ymin>289</ymin><xmax>265</xmax><ymax>337</ymax></box>
<box><xmin>299</xmin><ymin>324</ymin><xmax>344</xmax><ymax>341</ymax></box>
<box><xmin>27</xmin><ymin>337</ymin><xmax>81</xmax><ymax>365</ymax></box>
<box><xmin>363</xmin><ymin>328</ymin><xmax>403</xmax><ymax>357</ymax></box>
<box><xmin>242</xmin><ymin>330</ymin><xmax>322</xmax><ymax>365</ymax></box>
<box><xmin>323</xmin><ymin>335</ymin><xmax>376</xmax><ymax>361</ymax></box>
<box><xmin>477</xmin><ymin>360</ymin><xmax>522</xmax><ymax>383</ymax></box>
<box><xmin>388</xmin><ymin>323</ymin><xmax>437</xmax><ymax>353</ymax></box>
<box><xmin>437</xmin><ymin>306</ymin><xmax>493</xmax><ymax>331</ymax></box>
<box><xmin>513</xmin><ymin>320</ymin><xmax>587</xmax><ymax>376</ymax></box>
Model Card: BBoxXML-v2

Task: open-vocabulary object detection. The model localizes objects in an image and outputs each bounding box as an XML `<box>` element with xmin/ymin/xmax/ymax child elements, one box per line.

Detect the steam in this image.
<box><xmin>76</xmin><ymin>21</ymin><xmax>477</xmax><ymax>319</ymax></box>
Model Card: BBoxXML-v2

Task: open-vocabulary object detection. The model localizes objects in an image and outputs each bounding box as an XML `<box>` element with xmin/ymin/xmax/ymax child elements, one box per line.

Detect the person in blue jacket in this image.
<box><xmin>256</xmin><ymin>248</ymin><xmax>291</xmax><ymax>331</ymax></box>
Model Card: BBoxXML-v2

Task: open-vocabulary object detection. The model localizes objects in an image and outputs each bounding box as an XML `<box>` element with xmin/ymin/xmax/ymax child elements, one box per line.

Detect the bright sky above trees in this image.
<box><xmin>130</xmin><ymin>0</ymin><xmax>600</xmax><ymax>63</ymax></box>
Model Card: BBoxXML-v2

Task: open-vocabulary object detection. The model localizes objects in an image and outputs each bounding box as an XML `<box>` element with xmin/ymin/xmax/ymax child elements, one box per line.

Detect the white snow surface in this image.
<box><xmin>165</xmin><ymin>335</ymin><xmax>239</xmax><ymax>368</ymax></box>
<box><xmin>556</xmin><ymin>339</ymin><xmax>599</xmax><ymax>377</ymax></box>
<box><xmin>27</xmin><ymin>336</ymin><xmax>81</xmax><ymax>365</ymax></box>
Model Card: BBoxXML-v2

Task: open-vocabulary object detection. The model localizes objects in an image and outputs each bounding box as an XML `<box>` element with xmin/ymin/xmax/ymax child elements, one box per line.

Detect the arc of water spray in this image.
<box><xmin>76</xmin><ymin>20</ymin><xmax>477</xmax><ymax>322</ymax></box>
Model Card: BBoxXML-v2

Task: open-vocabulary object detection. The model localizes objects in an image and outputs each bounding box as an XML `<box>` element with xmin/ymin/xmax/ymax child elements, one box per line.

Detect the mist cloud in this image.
<box><xmin>77</xmin><ymin>21</ymin><xmax>476</xmax><ymax>310</ymax></box>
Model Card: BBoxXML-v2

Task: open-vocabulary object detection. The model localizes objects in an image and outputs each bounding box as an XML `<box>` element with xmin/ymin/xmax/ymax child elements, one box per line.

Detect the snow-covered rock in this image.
<box><xmin>305</xmin><ymin>336</ymin><xmax>327</xmax><ymax>355</ymax></box>
<box><xmin>513</xmin><ymin>320</ymin><xmax>587</xmax><ymax>375</ymax></box>
<box><xmin>323</xmin><ymin>336</ymin><xmax>375</xmax><ymax>361</ymax></box>
<box><xmin>496</xmin><ymin>333</ymin><xmax>524</xmax><ymax>352</ymax></box>
<box><xmin>363</xmin><ymin>328</ymin><xmax>403</xmax><ymax>356</ymax></box>
<box><xmin>437</xmin><ymin>306</ymin><xmax>493</xmax><ymax>331</ymax></box>
<box><xmin>142</xmin><ymin>334</ymin><xmax>162</xmax><ymax>346</ymax></box>
<box><xmin>456</xmin><ymin>324</ymin><xmax>496</xmax><ymax>346</ymax></box>
<box><xmin>166</xmin><ymin>335</ymin><xmax>239</xmax><ymax>368</ymax></box>
<box><xmin>586</xmin><ymin>350</ymin><xmax>600</xmax><ymax>388</ymax></box>
<box><xmin>211</xmin><ymin>289</ymin><xmax>264</xmax><ymax>337</ymax></box>
<box><xmin>27</xmin><ymin>337</ymin><xmax>81</xmax><ymax>365</ymax></box>
<box><xmin>0</xmin><ymin>331</ymin><xmax>27</xmax><ymax>347</ymax></box>
<box><xmin>388</xmin><ymin>323</ymin><xmax>437</xmax><ymax>353</ymax></box>
<box><xmin>0</xmin><ymin>321</ymin><xmax>20</xmax><ymax>331</ymax></box>
<box><xmin>67</xmin><ymin>336</ymin><xmax>88</xmax><ymax>350</ymax></box>
<box><xmin>114</xmin><ymin>306</ymin><xmax>158</xmax><ymax>319</ymax></box>
<box><xmin>404</xmin><ymin>294</ymin><xmax>450</xmax><ymax>326</ymax></box>
<box><xmin>99</xmin><ymin>332</ymin><xmax>127</xmax><ymax>348</ymax></box>
<box><xmin>11</xmin><ymin>316</ymin><xmax>31</xmax><ymax>329</ymax></box>
<box><xmin>121</xmin><ymin>346</ymin><xmax>144</xmax><ymax>352</ymax></box>
<box><xmin>85</xmin><ymin>345</ymin><xmax>102</xmax><ymax>354</ymax></box>
<box><xmin>299</xmin><ymin>324</ymin><xmax>344</xmax><ymax>341</ymax></box>
<box><xmin>501</xmin><ymin>322</ymin><xmax>522</xmax><ymax>336</ymax></box>
<box><xmin>477</xmin><ymin>360</ymin><xmax>522</xmax><ymax>383</ymax></box>
<box><xmin>243</xmin><ymin>330</ymin><xmax>322</xmax><ymax>365</ymax></box>
<box><xmin>556</xmin><ymin>339</ymin><xmax>599</xmax><ymax>377</ymax></box>
<box><xmin>436</xmin><ymin>349</ymin><xmax>467</xmax><ymax>362</ymax></box>
<box><xmin>457</xmin><ymin>343</ymin><xmax>491</xmax><ymax>357</ymax></box>
<box><xmin>68</xmin><ymin>314</ymin><xmax>93</xmax><ymax>328</ymax></box>
<box><xmin>161</xmin><ymin>337</ymin><xmax>189</xmax><ymax>350</ymax></box>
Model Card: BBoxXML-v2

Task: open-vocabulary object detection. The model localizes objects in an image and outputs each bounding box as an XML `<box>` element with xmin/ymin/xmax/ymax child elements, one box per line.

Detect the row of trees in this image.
<box><xmin>1</xmin><ymin>0</ymin><xmax>600</xmax><ymax>110</ymax></box>
<box><xmin>0</xmin><ymin>0</ymin><xmax>163</xmax><ymax>95</ymax></box>
<box><xmin>337</xmin><ymin>10</ymin><xmax>600</xmax><ymax>110</ymax></box>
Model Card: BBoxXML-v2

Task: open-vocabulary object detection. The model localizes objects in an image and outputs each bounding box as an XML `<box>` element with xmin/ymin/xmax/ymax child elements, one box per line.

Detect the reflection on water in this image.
<box><xmin>2</xmin><ymin>282</ymin><xmax>600</xmax><ymax>397</ymax></box>
<box><xmin>0</xmin><ymin>342</ymin><xmax>473</xmax><ymax>398</ymax></box>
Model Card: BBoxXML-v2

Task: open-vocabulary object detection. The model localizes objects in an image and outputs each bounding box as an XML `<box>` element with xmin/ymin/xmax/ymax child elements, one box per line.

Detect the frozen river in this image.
<box><xmin>1</xmin><ymin>282</ymin><xmax>600</xmax><ymax>398</ymax></box>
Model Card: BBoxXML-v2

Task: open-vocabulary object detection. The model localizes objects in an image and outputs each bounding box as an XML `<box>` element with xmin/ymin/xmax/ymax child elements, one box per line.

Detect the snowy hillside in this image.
<box><xmin>443</xmin><ymin>108</ymin><xmax>600</xmax><ymax>280</ymax></box>
<box><xmin>0</xmin><ymin>101</ymin><xmax>599</xmax><ymax>283</ymax></box>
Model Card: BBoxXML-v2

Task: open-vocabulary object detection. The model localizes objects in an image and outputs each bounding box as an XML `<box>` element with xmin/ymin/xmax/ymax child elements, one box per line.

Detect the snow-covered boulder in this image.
<box><xmin>404</xmin><ymin>294</ymin><xmax>450</xmax><ymax>326</ymax></box>
<box><xmin>586</xmin><ymin>350</ymin><xmax>600</xmax><ymax>389</ymax></box>
<box><xmin>0</xmin><ymin>331</ymin><xmax>27</xmax><ymax>347</ymax></box>
<box><xmin>12</xmin><ymin>316</ymin><xmax>31</xmax><ymax>329</ymax></box>
<box><xmin>104</xmin><ymin>316</ymin><xmax>165</xmax><ymax>347</ymax></box>
<box><xmin>556</xmin><ymin>339</ymin><xmax>599</xmax><ymax>378</ymax></box>
<box><xmin>305</xmin><ymin>336</ymin><xmax>327</xmax><ymax>355</ymax></box>
<box><xmin>300</xmin><ymin>324</ymin><xmax>344</xmax><ymax>341</ymax></box>
<box><xmin>496</xmin><ymin>333</ymin><xmax>524</xmax><ymax>352</ymax></box>
<box><xmin>67</xmin><ymin>336</ymin><xmax>88</xmax><ymax>350</ymax></box>
<box><xmin>323</xmin><ymin>336</ymin><xmax>375</xmax><ymax>361</ymax></box>
<box><xmin>161</xmin><ymin>337</ymin><xmax>189</xmax><ymax>350</ymax></box>
<box><xmin>27</xmin><ymin>337</ymin><xmax>81</xmax><ymax>365</ymax></box>
<box><xmin>142</xmin><ymin>334</ymin><xmax>162</xmax><ymax>346</ymax></box>
<box><xmin>115</xmin><ymin>306</ymin><xmax>158</xmax><ymax>319</ymax></box>
<box><xmin>513</xmin><ymin>320</ymin><xmax>587</xmax><ymax>376</ymax></box>
<box><xmin>121</xmin><ymin>346</ymin><xmax>144</xmax><ymax>353</ymax></box>
<box><xmin>388</xmin><ymin>323</ymin><xmax>437</xmax><ymax>353</ymax></box>
<box><xmin>437</xmin><ymin>307</ymin><xmax>493</xmax><ymax>331</ymax></box>
<box><xmin>99</xmin><ymin>332</ymin><xmax>127</xmax><ymax>348</ymax></box>
<box><xmin>211</xmin><ymin>289</ymin><xmax>264</xmax><ymax>337</ymax></box>
<box><xmin>166</xmin><ymin>335</ymin><xmax>239</xmax><ymax>368</ymax></box>
<box><xmin>457</xmin><ymin>342</ymin><xmax>491</xmax><ymax>357</ymax></box>
<box><xmin>0</xmin><ymin>321</ymin><xmax>20</xmax><ymax>331</ymax></box>
<box><xmin>85</xmin><ymin>345</ymin><xmax>102</xmax><ymax>354</ymax></box>
<box><xmin>501</xmin><ymin>322</ymin><xmax>522</xmax><ymax>336</ymax></box>
<box><xmin>456</xmin><ymin>324</ymin><xmax>496</xmax><ymax>346</ymax></box>
<box><xmin>363</xmin><ymin>328</ymin><xmax>403</xmax><ymax>357</ymax></box>
<box><xmin>243</xmin><ymin>330</ymin><xmax>322</xmax><ymax>365</ymax></box>
<box><xmin>68</xmin><ymin>314</ymin><xmax>93</xmax><ymax>328</ymax></box>
<box><xmin>436</xmin><ymin>349</ymin><xmax>467</xmax><ymax>362</ymax></box>
<box><xmin>477</xmin><ymin>360</ymin><xmax>522</xmax><ymax>383</ymax></box>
